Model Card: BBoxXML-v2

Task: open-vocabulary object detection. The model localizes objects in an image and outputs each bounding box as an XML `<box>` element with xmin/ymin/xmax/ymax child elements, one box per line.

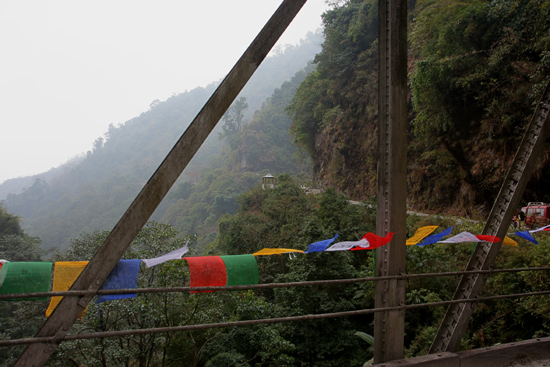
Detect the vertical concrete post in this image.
<box><xmin>375</xmin><ymin>0</ymin><xmax>408</xmax><ymax>362</ymax></box>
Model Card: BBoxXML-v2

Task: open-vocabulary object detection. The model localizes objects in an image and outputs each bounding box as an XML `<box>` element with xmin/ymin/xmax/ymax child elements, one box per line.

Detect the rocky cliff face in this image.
<box><xmin>290</xmin><ymin>0</ymin><xmax>550</xmax><ymax>217</ymax></box>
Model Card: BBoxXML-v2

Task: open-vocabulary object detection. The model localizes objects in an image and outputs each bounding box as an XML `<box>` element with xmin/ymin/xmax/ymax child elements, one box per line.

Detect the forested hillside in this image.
<box><xmin>0</xmin><ymin>33</ymin><xmax>321</xmax><ymax>251</ymax></box>
<box><xmin>2</xmin><ymin>179</ymin><xmax>549</xmax><ymax>366</ymax></box>
<box><xmin>287</xmin><ymin>0</ymin><xmax>550</xmax><ymax>216</ymax></box>
<box><xmin>1</xmin><ymin>1</ymin><xmax>550</xmax><ymax>364</ymax></box>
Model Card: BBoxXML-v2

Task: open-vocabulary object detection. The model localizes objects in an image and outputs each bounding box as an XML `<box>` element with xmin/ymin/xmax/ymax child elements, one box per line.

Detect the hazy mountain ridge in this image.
<box><xmin>1</xmin><ymin>33</ymin><xmax>322</xmax><ymax>251</ymax></box>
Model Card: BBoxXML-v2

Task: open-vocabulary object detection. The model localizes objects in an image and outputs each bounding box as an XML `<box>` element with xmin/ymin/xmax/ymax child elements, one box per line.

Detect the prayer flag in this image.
<box><xmin>351</xmin><ymin>232</ymin><xmax>395</xmax><ymax>251</ymax></box>
<box><xmin>514</xmin><ymin>230</ymin><xmax>539</xmax><ymax>245</ymax></box>
<box><xmin>530</xmin><ymin>224</ymin><xmax>550</xmax><ymax>233</ymax></box>
<box><xmin>0</xmin><ymin>259</ymin><xmax>8</xmax><ymax>271</ymax></box>
<box><xmin>503</xmin><ymin>236</ymin><xmax>518</xmax><ymax>247</ymax></box>
<box><xmin>142</xmin><ymin>241</ymin><xmax>189</xmax><ymax>268</ymax></box>
<box><xmin>184</xmin><ymin>256</ymin><xmax>227</xmax><ymax>293</ymax></box>
<box><xmin>97</xmin><ymin>260</ymin><xmax>141</xmax><ymax>303</ymax></box>
<box><xmin>220</xmin><ymin>255</ymin><xmax>259</xmax><ymax>286</ymax></box>
<box><xmin>253</xmin><ymin>248</ymin><xmax>305</xmax><ymax>256</ymax></box>
<box><xmin>0</xmin><ymin>262</ymin><xmax>53</xmax><ymax>301</ymax></box>
<box><xmin>438</xmin><ymin>232</ymin><xmax>499</xmax><ymax>244</ymax></box>
<box><xmin>304</xmin><ymin>234</ymin><xmax>339</xmax><ymax>253</ymax></box>
<box><xmin>47</xmin><ymin>261</ymin><xmax>89</xmax><ymax>317</ymax></box>
<box><xmin>325</xmin><ymin>239</ymin><xmax>368</xmax><ymax>251</ymax></box>
<box><xmin>438</xmin><ymin>231</ymin><xmax>478</xmax><ymax>243</ymax></box>
<box><xmin>475</xmin><ymin>235</ymin><xmax>501</xmax><ymax>243</ymax></box>
<box><xmin>417</xmin><ymin>227</ymin><xmax>453</xmax><ymax>246</ymax></box>
<box><xmin>406</xmin><ymin>226</ymin><xmax>439</xmax><ymax>245</ymax></box>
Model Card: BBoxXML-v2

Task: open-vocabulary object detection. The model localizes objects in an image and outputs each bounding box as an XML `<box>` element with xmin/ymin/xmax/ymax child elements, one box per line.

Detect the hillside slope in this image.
<box><xmin>1</xmin><ymin>34</ymin><xmax>321</xmax><ymax>251</ymax></box>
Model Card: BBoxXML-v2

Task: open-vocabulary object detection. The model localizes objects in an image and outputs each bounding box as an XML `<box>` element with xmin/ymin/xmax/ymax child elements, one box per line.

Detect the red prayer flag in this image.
<box><xmin>475</xmin><ymin>235</ymin><xmax>501</xmax><ymax>243</ymax></box>
<box><xmin>184</xmin><ymin>256</ymin><xmax>227</xmax><ymax>293</ymax></box>
<box><xmin>351</xmin><ymin>232</ymin><xmax>395</xmax><ymax>251</ymax></box>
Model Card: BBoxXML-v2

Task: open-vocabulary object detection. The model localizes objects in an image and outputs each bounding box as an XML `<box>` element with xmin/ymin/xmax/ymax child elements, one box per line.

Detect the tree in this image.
<box><xmin>47</xmin><ymin>222</ymin><xmax>200</xmax><ymax>367</ymax></box>
<box><xmin>0</xmin><ymin>205</ymin><xmax>44</xmax><ymax>364</ymax></box>
<box><xmin>210</xmin><ymin>175</ymin><xmax>376</xmax><ymax>366</ymax></box>
<box><xmin>0</xmin><ymin>205</ymin><xmax>23</xmax><ymax>237</ymax></box>
<box><xmin>218</xmin><ymin>97</ymin><xmax>249</xmax><ymax>147</ymax></box>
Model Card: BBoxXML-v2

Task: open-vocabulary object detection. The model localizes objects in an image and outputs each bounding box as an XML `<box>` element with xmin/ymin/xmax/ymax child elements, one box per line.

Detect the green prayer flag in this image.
<box><xmin>220</xmin><ymin>255</ymin><xmax>259</xmax><ymax>287</ymax></box>
<box><xmin>0</xmin><ymin>262</ymin><xmax>53</xmax><ymax>301</ymax></box>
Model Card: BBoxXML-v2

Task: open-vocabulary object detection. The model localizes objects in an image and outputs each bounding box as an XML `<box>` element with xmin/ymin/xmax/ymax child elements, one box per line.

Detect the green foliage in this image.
<box><xmin>0</xmin><ymin>206</ymin><xmax>46</xmax><ymax>365</ymax></box>
<box><xmin>355</xmin><ymin>331</ymin><xmax>374</xmax><ymax>366</ymax></box>
<box><xmin>0</xmin><ymin>205</ymin><xmax>23</xmax><ymax>237</ymax></box>
<box><xmin>219</xmin><ymin>97</ymin><xmax>249</xmax><ymax>148</ymax></box>
<box><xmin>400</xmin><ymin>215</ymin><xmax>550</xmax><ymax>356</ymax></box>
<box><xmin>209</xmin><ymin>175</ymin><xmax>376</xmax><ymax>366</ymax></box>
<box><xmin>44</xmin><ymin>221</ymin><xmax>197</xmax><ymax>367</ymax></box>
<box><xmin>287</xmin><ymin>0</ymin><xmax>380</xmax><ymax>198</ymax></box>
<box><xmin>200</xmin><ymin>292</ymin><xmax>296</xmax><ymax>367</ymax></box>
<box><xmin>161</xmin><ymin>67</ymin><xmax>315</xmax><ymax>254</ymax></box>
<box><xmin>409</xmin><ymin>0</ymin><xmax>550</xmax><ymax>211</ymax></box>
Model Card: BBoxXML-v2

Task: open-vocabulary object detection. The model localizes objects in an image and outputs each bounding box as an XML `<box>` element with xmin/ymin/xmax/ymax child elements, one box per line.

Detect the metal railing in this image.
<box><xmin>1</xmin><ymin>266</ymin><xmax>549</xmax><ymax>348</ymax></box>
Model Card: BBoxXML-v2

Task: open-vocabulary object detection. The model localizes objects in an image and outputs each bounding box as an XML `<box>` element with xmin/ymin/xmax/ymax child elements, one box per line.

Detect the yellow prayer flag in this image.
<box><xmin>46</xmin><ymin>261</ymin><xmax>89</xmax><ymax>317</ymax></box>
<box><xmin>503</xmin><ymin>236</ymin><xmax>518</xmax><ymax>247</ymax></box>
<box><xmin>406</xmin><ymin>226</ymin><xmax>439</xmax><ymax>245</ymax></box>
<box><xmin>253</xmin><ymin>248</ymin><xmax>305</xmax><ymax>256</ymax></box>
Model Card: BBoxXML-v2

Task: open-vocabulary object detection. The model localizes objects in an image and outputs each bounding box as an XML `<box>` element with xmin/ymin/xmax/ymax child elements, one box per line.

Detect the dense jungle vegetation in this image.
<box><xmin>1</xmin><ymin>180</ymin><xmax>549</xmax><ymax>366</ymax></box>
<box><xmin>1</xmin><ymin>0</ymin><xmax>550</xmax><ymax>365</ymax></box>
<box><xmin>287</xmin><ymin>0</ymin><xmax>550</xmax><ymax>215</ymax></box>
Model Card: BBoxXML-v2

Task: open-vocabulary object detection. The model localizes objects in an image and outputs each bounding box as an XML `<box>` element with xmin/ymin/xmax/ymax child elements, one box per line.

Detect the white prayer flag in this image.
<box><xmin>142</xmin><ymin>241</ymin><xmax>189</xmax><ymax>268</ymax></box>
<box><xmin>529</xmin><ymin>224</ymin><xmax>550</xmax><ymax>233</ymax></box>
<box><xmin>438</xmin><ymin>231</ymin><xmax>479</xmax><ymax>243</ymax></box>
<box><xmin>326</xmin><ymin>238</ymin><xmax>369</xmax><ymax>251</ymax></box>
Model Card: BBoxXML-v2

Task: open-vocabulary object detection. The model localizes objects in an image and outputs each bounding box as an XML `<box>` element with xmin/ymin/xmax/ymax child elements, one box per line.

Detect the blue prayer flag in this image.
<box><xmin>97</xmin><ymin>259</ymin><xmax>141</xmax><ymax>303</ymax></box>
<box><xmin>514</xmin><ymin>230</ymin><xmax>539</xmax><ymax>245</ymax></box>
<box><xmin>305</xmin><ymin>234</ymin><xmax>339</xmax><ymax>253</ymax></box>
<box><xmin>417</xmin><ymin>227</ymin><xmax>453</xmax><ymax>247</ymax></box>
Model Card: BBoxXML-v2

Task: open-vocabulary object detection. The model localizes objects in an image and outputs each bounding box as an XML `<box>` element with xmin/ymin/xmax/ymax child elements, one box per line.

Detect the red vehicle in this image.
<box><xmin>517</xmin><ymin>202</ymin><xmax>550</xmax><ymax>229</ymax></box>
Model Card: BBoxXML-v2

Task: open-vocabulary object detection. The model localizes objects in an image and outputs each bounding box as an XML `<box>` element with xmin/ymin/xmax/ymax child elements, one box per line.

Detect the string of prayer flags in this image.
<box><xmin>0</xmin><ymin>262</ymin><xmax>53</xmax><ymax>301</ymax></box>
<box><xmin>514</xmin><ymin>230</ymin><xmax>539</xmax><ymax>245</ymax></box>
<box><xmin>184</xmin><ymin>256</ymin><xmax>227</xmax><ymax>293</ymax></box>
<box><xmin>529</xmin><ymin>224</ymin><xmax>550</xmax><ymax>233</ymax></box>
<box><xmin>142</xmin><ymin>241</ymin><xmax>189</xmax><ymax>268</ymax></box>
<box><xmin>406</xmin><ymin>226</ymin><xmax>439</xmax><ymax>245</ymax></box>
<box><xmin>417</xmin><ymin>227</ymin><xmax>453</xmax><ymax>246</ymax></box>
<box><xmin>325</xmin><ymin>238</ymin><xmax>368</xmax><ymax>251</ymax></box>
<box><xmin>304</xmin><ymin>234</ymin><xmax>339</xmax><ymax>253</ymax></box>
<box><xmin>220</xmin><ymin>255</ymin><xmax>259</xmax><ymax>286</ymax></box>
<box><xmin>46</xmin><ymin>261</ymin><xmax>88</xmax><ymax>317</ymax></box>
<box><xmin>253</xmin><ymin>248</ymin><xmax>305</xmax><ymax>256</ymax></box>
<box><xmin>351</xmin><ymin>232</ymin><xmax>395</xmax><ymax>251</ymax></box>
<box><xmin>97</xmin><ymin>259</ymin><xmax>141</xmax><ymax>303</ymax></box>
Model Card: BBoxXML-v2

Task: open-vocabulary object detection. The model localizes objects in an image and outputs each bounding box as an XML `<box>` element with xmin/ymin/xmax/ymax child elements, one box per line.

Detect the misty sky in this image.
<box><xmin>0</xmin><ymin>0</ymin><xmax>329</xmax><ymax>184</ymax></box>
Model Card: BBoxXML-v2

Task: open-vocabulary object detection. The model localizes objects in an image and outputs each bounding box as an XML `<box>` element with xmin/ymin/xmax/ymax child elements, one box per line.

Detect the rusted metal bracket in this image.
<box><xmin>15</xmin><ymin>1</ymin><xmax>308</xmax><ymax>365</ymax></box>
